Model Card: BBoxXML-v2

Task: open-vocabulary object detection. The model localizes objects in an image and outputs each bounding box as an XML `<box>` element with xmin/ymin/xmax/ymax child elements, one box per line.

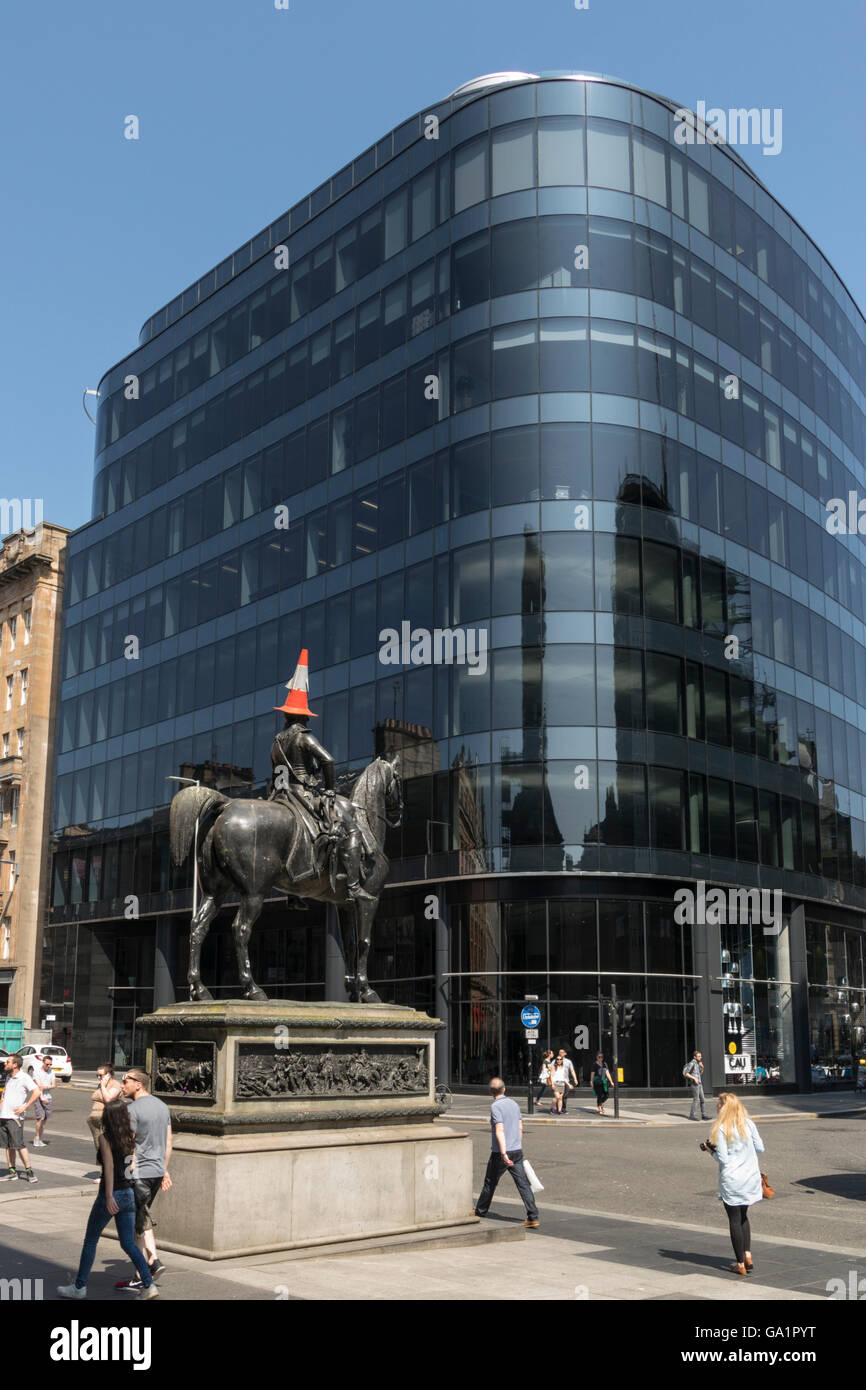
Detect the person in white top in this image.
<box><xmin>535</xmin><ymin>1051</ymin><xmax>554</xmax><ymax>1110</ymax></box>
<box><xmin>33</xmin><ymin>1055</ymin><xmax>56</xmax><ymax>1146</ymax></box>
<box><xmin>0</xmin><ymin>1054</ymin><xmax>40</xmax><ymax>1182</ymax></box>
<box><xmin>556</xmin><ymin>1049</ymin><xmax>578</xmax><ymax>1113</ymax></box>
<box><xmin>550</xmin><ymin>1057</ymin><xmax>574</xmax><ymax>1115</ymax></box>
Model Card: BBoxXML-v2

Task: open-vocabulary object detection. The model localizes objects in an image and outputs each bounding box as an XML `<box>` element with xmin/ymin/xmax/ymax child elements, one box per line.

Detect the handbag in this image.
<box><xmin>761</xmin><ymin>1171</ymin><xmax>775</xmax><ymax>1199</ymax></box>
<box><xmin>523</xmin><ymin>1159</ymin><xmax>544</xmax><ymax>1193</ymax></box>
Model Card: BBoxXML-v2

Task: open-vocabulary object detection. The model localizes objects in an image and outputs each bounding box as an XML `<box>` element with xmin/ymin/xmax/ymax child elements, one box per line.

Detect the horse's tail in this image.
<box><xmin>170</xmin><ymin>785</ymin><xmax>229</xmax><ymax>867</ymax></box>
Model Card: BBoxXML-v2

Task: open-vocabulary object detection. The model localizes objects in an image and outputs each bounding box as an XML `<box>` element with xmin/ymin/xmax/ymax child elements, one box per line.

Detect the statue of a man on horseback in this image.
<box><xmin>268</xmin><ymin>650</ymin><xmax>374</xmax><ymax>903</ymax></box>
<box><xmin>169</xmin><ymin>650</ymin><xmax>403</xmax><ymax>1004</ymax></box>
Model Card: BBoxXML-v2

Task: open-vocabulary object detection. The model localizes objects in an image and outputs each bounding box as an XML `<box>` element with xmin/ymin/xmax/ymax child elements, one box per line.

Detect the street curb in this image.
<box><xmin>0</xmin><ymin>1185</ymin><xmax>93</xmax><ymax>1203</ymax></box>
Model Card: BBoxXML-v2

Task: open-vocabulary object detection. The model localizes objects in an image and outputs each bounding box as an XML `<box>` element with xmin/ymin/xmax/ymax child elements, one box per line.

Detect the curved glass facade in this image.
<box><xmin>46</xmin><ymin>74</ymin><xmax>866</xmax><ymax>1091</ymax></box>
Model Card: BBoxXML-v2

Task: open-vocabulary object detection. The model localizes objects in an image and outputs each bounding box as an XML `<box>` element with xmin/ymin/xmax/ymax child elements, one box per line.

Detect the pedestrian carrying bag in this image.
<box><xmin>761</xmin><ymin>1171</ymin><xmax>775</xmax><ymax>1199</ymax></box>
<box><xmin>523</xmin><ymin>1159</ymin><xmax>544</xmax><ymax>1193</ymax></box>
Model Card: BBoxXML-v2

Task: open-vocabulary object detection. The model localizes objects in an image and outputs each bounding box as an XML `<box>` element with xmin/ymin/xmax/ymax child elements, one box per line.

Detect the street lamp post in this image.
<box><xmin>167</xmin><ymin>777</ymin><xmax>201</xmax><ymax>917</ymax></box>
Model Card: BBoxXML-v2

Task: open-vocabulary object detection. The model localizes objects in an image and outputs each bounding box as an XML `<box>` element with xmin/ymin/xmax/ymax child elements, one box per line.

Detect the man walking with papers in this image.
<box><xmin>474</xmin><ymin>1077</ymin><xmax>540</xmax><ymax>1229</ymax></box>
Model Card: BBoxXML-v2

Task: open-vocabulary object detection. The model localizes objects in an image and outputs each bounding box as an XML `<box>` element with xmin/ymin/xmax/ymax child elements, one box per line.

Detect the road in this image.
<box><xmin>0</xmin><ymin>1082</ymin><xmax>862</xmax><ymax>1300</ymax></box>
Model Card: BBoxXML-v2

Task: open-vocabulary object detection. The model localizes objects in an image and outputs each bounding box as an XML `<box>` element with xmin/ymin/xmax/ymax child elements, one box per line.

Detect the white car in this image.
<box><xmin>19</xmin><ymin>1044</ymin><xmax>73</xmax><ymax>1082</ymax></box>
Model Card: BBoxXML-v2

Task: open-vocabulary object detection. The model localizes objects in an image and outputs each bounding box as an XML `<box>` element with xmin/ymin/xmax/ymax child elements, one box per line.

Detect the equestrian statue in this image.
<box><xmin>169</xmin><ymin>650</ymin><xmax>403</xmax><ymax>1004</ymax></box>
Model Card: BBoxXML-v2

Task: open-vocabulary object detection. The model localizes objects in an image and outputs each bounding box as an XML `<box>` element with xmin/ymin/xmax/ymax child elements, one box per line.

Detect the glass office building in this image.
<box><xmin>45</xmin><ymin>72</ymin><xmax>866</xmax><ymax>1091</ymax></box>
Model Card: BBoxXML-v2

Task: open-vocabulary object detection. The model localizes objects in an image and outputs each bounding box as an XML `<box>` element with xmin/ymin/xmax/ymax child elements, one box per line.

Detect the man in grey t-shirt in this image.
<box><xmin>474</xmin><ymin>1078</ymin><xmax>539</xmax><ymax>1227</ymax></box>
<box><xmin>121</xmin><ymin>1069</ymin><xmax>173</xmax><ymax>1286</ymax></box>
<box><xmin>684</xmin><ymin>1050</ymin><xmax>711</xmax><ymax>1121</ymax></box>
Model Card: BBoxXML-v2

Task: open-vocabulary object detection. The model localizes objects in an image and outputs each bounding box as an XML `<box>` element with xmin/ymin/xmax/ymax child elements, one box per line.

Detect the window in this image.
<box><xmin>19</xmin><ymin>670</ymin><xmax>28</xmax><ymax>705</ymax></box>
<box><xmin>4</xmin><ymin>676</ymin><xmax>11</xmax><ymax>712</ymax></box>
<box><xmin>586</xmin><ymin>119</ymin><xmax>631</xmax><ymax>192</ymax></box>
<box><xmin>491</xmin><ymin>220</ymin><xmax>536</xmax><ymax>297</ymax></box>
<box><xmin>1</xmin><ymin>918</ymin><xmax>9</xmax><ymax>961</ymax></box>
<box><xmin>538</xmin><ymin>116</ymin><xmax>585</xmax><ymax>186</ymax></box>
<box><xmin>411</xmin><ymin>169</ymin><xmax>435</xmax><ymax>242</ymax></box>
<box><xmin>540</xmin><ymin>318</ymin><xmax>589</xmax><ymax>392</ymax></box>
<box><xmin>589</xmin><ymin>217</ymin><xmax>635</xmax><ymax>293</ymax></box>
<box><xmin>539</xmin><ymin>214</ymin><xmax>588</xmax><ymax>288</ymax></box>
<box><xmin>492</xmin><ymin>322</ymin><xmax>537</xmax><ymax>398</ymax></box>
<box><xmin>384</xmin><ymin>189</ymin><xmax>408</xmax><ymax>260</ymax></box>
<box><xmin>453</xmin><ymin>136</ymin><xmax>488</xmax><ymax>213</ymax></box>
<box><xmin>632</xmin><ymin>129</ymin><xmax>668</xmax><ymax>206</ymax></box>
<box><xmin>590</xmin><ymin>320</ymin><xmax>636</xmax><ymax>396</ymax></box>
<box><xmin>452</xmin><ymin>232</ymin><xmax>490</xmax><ymax>312</ymax></box>
<box><xmin>491</xmin><ymin>121</ymin><xmax>535</xmax><ymax>196</ymax></box>
<box><xmin>8</xmin><ymin>616</ymin><xmax>16</xmax><ymax>651</ymax></box>
<box><xmin>10</xmin><ymin>786</ymin><xmax>18</xmax><ymax>826</ymax></box>
<box><xmin>1</xmin><ymin>734</ymin><xmax>7</xmax><ymax>758</ymax></box>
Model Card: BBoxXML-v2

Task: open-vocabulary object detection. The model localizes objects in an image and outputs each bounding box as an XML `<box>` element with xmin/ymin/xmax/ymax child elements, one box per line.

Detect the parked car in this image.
<box><xmin>18</xmin><ymin>1044</ymin><xmax>72</xmax><ymax>1082</ymax></box>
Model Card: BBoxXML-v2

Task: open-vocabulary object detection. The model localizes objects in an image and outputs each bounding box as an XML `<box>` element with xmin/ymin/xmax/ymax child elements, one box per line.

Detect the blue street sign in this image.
<box><xmin>520</xmin><ymin>1005</ymin><xmax>541</xmax><ymax>1028</ymax></box>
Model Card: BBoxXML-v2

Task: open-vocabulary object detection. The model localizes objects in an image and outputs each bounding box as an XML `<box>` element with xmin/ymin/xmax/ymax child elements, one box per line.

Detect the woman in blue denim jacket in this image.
<box><xmin>704</xmin><ymin>1092</ymin><xmax>765</xmax><ymax>1276</ymax></box>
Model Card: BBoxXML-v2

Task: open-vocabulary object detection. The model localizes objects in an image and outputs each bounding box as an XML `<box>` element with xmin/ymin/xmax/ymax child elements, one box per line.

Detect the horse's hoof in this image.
<box><xmin>189</xmin><ymin>985</ymin><xmax>213</xmax><ymax>1002</ymax></box>
<box><xmin>245</xmin><ymin>986</ymin><xmax>269</xmax><ymax>1002</ymax></box>
<box><xmin>359</xmin><ymin>987</ymin><xmax>382</xmax><ymax>1005</ymax></box>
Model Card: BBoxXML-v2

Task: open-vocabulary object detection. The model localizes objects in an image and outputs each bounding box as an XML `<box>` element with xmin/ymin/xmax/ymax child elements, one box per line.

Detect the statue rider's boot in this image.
<box><xmin>343</xmin><ymin>839</ymin><xmax>375</xmax><ymax>901</ymax></box>
<box><xmin>347</xmin><ymin>879</ymin><xmax>375</xmax><ymax>903</ymax></box>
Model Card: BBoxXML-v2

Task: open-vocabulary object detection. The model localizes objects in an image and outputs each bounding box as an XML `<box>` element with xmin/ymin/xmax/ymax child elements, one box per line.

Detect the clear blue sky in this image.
<box><xmin>2</xmin><ymin>0</ymin><xmax>864</xmax><ymax>533</ymax></box>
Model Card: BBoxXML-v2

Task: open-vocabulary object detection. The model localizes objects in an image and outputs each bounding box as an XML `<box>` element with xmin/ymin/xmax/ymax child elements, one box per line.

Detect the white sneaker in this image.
<box><xmin>32</xmin><ymin>1139</ymin><xmax>45</xmax><ymax>1147</ymax></box>
<box><xmin>57</xmin><ymin>1284</ymin><xmax>86</xmax><ymax>1299</ymax></box>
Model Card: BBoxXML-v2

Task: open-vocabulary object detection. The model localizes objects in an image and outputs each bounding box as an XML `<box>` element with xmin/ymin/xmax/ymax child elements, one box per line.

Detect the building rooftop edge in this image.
<box><xmin>96</xmin><ymin>71</ymin><xmax>865</xmax><ymax>395</ymax></box>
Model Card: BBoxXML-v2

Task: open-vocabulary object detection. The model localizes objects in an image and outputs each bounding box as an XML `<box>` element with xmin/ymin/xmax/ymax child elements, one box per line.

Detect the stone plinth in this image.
<box><xmin>136</xmin><ymin>1000</ymin><xmax>476</xmax><ymax>1258</ymax></box>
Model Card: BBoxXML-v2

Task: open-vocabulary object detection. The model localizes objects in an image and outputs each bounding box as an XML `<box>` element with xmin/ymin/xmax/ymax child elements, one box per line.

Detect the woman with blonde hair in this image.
<box><xmin>702</xmin><ymin>1092</ymin><xmax>765</xmax><ymax>1276</ymax></box>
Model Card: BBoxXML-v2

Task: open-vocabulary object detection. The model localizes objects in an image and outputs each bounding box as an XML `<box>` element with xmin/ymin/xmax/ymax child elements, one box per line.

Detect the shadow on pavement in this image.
<box><xmin>794</xmin><ymin>1174</ymin><xmax>866</xmax><ymax>1201</ymax></box>
<box><xmin>657</xmin><ymin>1248</ymin><xmax>730</xmax><ymax>1274</ymax></box>
<box><xmin>0</xmin><ymin>1237</ymin><xmax>143</xmax><ymax>1301</ymax></box>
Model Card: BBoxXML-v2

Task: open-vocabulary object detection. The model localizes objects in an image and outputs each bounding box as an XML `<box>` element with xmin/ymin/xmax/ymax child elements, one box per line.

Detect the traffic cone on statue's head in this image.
<box><xmin>274</xmin><ymin>648</ymin><xmax>318</xmax><ymax>717</ymax></box>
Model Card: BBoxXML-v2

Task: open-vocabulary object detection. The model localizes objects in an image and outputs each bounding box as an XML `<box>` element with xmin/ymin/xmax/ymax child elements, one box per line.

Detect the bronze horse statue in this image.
<box><xmin>169</xmin><ymin>755</ymin><xmax>402</xmax><ymax>1003</ymax></box>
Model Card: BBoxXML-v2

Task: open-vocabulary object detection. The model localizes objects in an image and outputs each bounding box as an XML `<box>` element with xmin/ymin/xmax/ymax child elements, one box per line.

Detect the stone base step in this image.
<box><xmin>156</xmin><ymin>1218</ymin><xmax>525</xmax><ymax>1265</ymax></box>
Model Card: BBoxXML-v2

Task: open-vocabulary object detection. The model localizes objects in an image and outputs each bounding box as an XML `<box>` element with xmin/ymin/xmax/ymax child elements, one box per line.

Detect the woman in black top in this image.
<box><xmin>57</xmin><ymin>1098</ymin><xmax>157</xmax><ymax>1300</ymax></box>
<box><xmin>591</xmin><ymin>1053</ymin><xmax>614</xmax><ymax>1116</ymax></box>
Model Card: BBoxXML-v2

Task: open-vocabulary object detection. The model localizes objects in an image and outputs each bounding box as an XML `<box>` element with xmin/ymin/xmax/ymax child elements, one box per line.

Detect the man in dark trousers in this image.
<box><xmin>474</xmin><ymin>1077</ymin><xmax>539</xmax><ymax>1229</ymax></box>
<box><xmin>116</xmin><ymin>1068</ymin><xmax>172</xmax><ymax>1289</ymax></box>
<box><xmin>684</xmin><ymin>1049</ymin><xmax>711</xmax><ymax>1120</ymax></box>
